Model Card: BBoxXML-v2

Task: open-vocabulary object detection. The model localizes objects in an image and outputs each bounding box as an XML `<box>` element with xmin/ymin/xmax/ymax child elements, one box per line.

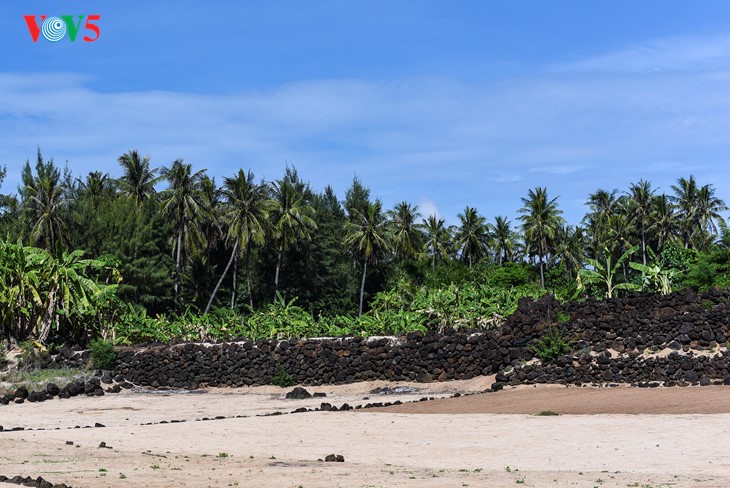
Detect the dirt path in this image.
<box><xmin>1</xmin><ymin>381</ymin><xmax>729</xmax><ymax>487</ymax></box>
<box><xmin>381</xmin><ymin>383</ymin><xmax>730</xmax><ymax>414</ymax></box>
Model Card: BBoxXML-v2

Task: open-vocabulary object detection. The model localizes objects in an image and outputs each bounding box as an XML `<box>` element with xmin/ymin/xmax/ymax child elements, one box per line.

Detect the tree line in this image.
<box><xmin>1</xmin><ymin>148</ymin><xmax>729</xmax><ymax>336</ymax></box>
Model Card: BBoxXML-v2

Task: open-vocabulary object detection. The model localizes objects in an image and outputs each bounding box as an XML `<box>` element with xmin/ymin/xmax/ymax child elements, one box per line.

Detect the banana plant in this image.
<box><xmin>576</xmin><ymin>246</ymin><xmax>640</xmax><ymax>298</ymax></box>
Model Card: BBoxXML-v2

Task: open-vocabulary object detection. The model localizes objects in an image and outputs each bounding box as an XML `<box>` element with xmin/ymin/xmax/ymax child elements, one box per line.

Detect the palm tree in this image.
<box><xmin>627</xmin><ymin>179</ymin><xmax>655</xmax><ymax>265</ymax></box>
<box><xmin>583</xmin><ymin>189</ymin><xmax>619</xmax><ymax>256</ymax></box>
<box><xmin>651</xmin><ymin>194</ymin><xmax>677</xmax><ymax>254</ymax></box>
<box><xmin>454</xmin><ymin>206</ymin><xmax>490</xmax><ymax>268</ymax></box>
<box><xmin>422</xmin><ymin>215</ymin><xmax>451</xmax><ymax>269</ymax></box>
<box><xmin>671</xmin><ymin>176</ymin><xmax>701</xmax><ymax>248</ymax></box>
<box><xmin>492</xmin><ymin>216</ymin><xmax>517</xmax><ymax>265</ymax></box>
<box><xmin>204</xmin><ymin>170</ymin><xmax>271</xmax><ymax>313</ymax></box>
<box><xmin>77</xmin><ymin>171</ymin><xmax>113</xmax><ymax>203</ymax></box>
<box><xmin>21</xmin><ymin>150</ymin><xmax>67</xmax><ymax>251</ymax></box>
<box><xmin>270</xmin><ymin>176</ymin><xmax>317</xmax><ymax>297</ymax></box>
<box><xmin>117</xmin><ymin>150</ymin><xmax>159</xmax><ymax>206</ymax></box>
<box><xmin>553</xmin><ymin>225</ymin><xmax>586</xmax><ymax>280</ymax></box>
<box><xmin>345</xmin><ymin>200</ymin><xmax>390</xmax><ymax>315</ymax></box>
<box><xmin>160</xmin><ymin>159</ymin><xmax>210</xmax><ymax>303</ymax></box>
<box><xmin>387</xmin><ymin>201</ymin><xmax>422</xmax><ymax>261</ymax></box>
<box><xmin>695</xmin><ymin>183</ymin><xmax>728</xmax><ymax>250</ymax></box>
<box><xmin>519</xmin><ymin>187</ymin><xmax>564</xmax><ymax>288</ymax></box>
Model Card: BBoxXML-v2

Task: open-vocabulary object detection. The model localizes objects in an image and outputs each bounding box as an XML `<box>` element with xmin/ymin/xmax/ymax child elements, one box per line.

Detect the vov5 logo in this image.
<box><xmin>23</xmin><ymin>15</ymin><xmax>101</xmax><ymax>42</ymax></box>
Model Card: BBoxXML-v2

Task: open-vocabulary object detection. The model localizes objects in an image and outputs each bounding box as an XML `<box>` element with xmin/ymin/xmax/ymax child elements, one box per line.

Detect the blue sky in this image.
<box><xmin>2</xmin><ymin>1</ymin><xmax>730</xmax><ymax>225</ymax></box>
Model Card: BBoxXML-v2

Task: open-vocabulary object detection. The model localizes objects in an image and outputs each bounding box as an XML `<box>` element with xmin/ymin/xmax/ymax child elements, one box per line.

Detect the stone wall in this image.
<box><xmin>115</xmin><ymin>288</ymin><xmax>730</xmax><ymax>388</ymax></box>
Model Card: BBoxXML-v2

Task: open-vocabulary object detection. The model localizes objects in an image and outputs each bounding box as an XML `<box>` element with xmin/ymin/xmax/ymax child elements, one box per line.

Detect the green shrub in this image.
<box><xmin>555</xmin><ymin>311</ymin><xmax>571</xmax><ymax>323</ymax></box>
<box><xmin>530</xmin><ymin>327</ymin><xmax>572</xmax><ymax>362</ymax></box>
<box><xmin>270</xmin><ymin>365</ymin><xmax>294</xmax><ymax>387</ymax></box>
<box><xmin>17</xmin><ymin>340</ymin><xmax>49</xmax><ymax>371</ymax></box>
<box><xmin>0</xmin><ymin>346</ymin><xmax>6</xmax><ymax>365</ymax></box>
<box><xmin>88</xmin><ymin>339</ymin><xmax>118</xmax><ymax>370</ymax></box>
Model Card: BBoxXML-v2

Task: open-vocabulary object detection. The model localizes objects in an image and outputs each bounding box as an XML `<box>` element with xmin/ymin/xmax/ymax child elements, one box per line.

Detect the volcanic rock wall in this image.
<box><xmin>115</xmin><ymin>288</ymin><xmax>730</xmax><ymax>388</ymax></box>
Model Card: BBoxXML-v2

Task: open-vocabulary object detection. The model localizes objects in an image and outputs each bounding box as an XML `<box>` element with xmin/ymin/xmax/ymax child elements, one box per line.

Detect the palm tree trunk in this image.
<box><xmin>174</xmin><ymin>230</ymin><xmax>182</xmax><ymax>302</ymax></box>
<box><xmin>539</xmin><ymin>253</ymin><xmax>545</xmax><ymax>289</ymax></box>
<box><xmin>245</xmin><ymin>246</ymin><xmax>253</xmax><ymax>309</ymax></box>
<box><xmin>205</xmin><ymin>238</ymin><xmax>239</xmax><ymax>314</ymax></box>
<box><xmin>641</xmin><ymin>223</ymin><xmax>646</xmax><ymax>265</ymax></box>
<box><xmin>274</xmin><ymin>243</ymin><xmax>283</xmax><ymax>299</ymax></box>
<box><xmin>359</xmin><ymin>259</ymin><xmax>368</xmax><ymax>316</ymax></box>
<box><xmin>230</xmin><ymin>254</ymin><xmax>237</xmax><ymax>310</ymax></box>
<box><xmin>38</xmin><ymin>288</ymin><xmax>57</xmax><ymax>343</ymax></box>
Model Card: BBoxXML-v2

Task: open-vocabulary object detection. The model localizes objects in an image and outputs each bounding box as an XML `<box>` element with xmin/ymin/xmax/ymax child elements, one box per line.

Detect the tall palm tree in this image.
<box><xmin>553</xmin><ymin>225</ymin><xmax>586</xmax><ymax>279</ymax></box>
<box><xmin>627</xmin><ymin>179</ymin><xmax>655</xmax><ymax>265</ymax></box>
<box><xmin>671</xmin><ymin>176</ymin><xmax>701</xmax><ymax>249</ymax></box>
<box><xmin>695</xmin><ymin>183</ymin><xmax>728</xmax><ymax>251</ymax></box>
<box><xmin>77</xmin><ymin>171</ymin><xmax>113</xmax><ymax>202</ymax></box>
<box><xmin>345</xmin><ymin>200</ymin><xmax>390</xmax><ymax>315</ymax></box>
<box><xmin>21</xmin><ymin>150</ymin><xmax>67</xmax><ymax>251</ymax></box>
<box><xmin>583</xmin><ymin>188</ymin><xmax>619</xmax><ymax>256</ymax></box>
<box><xmin>651</xmin><ymin>194</ymin><xmax>677</xmax><ymax>254</ymax></box>
<box><xmin>204</xmin><ymin>170</ymin><xmax>271</xmax><ymax>313</ymax></box>
<box><xmin>387</xmin><ymin>201</ymin><xmax>422</xmax><ymax>261</ymax></box>
<box><xmin>117</xmin><ymin>150</ymin><xmax>159</xmax><ymax>206</ymax></box>
<box><xmin>492</xmin><ymin>216</ymin><xmax>517</xmax><ymax>265</ymax></box>
<box><xmin>519</xmin><ymin>187</ymin><xmax>564</xmax><ymax>288</ymax></box>
<box><xmin>422</xmin><ymin>215</ymin><xmax>451</xmax><ymax>269</ymax></box>
<box><xmin>454</xmin><ymin>206</ymin><xmax>490</xmax><ymax>268</ymax></box>
<box><xmin>160</xmin><ymin>159</ymin><xmax>210</xmax><ymax>303</ymax></box>
<box><xmin>270</xmin><ymin>176</ymin><xmax>316</xmax><ymax>297</ymax></box>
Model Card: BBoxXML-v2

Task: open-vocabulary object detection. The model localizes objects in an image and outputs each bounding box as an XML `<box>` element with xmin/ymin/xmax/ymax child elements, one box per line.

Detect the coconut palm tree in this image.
<box><xmin>583</xmin><ymin>188</ymin><xmax>619</xmax><ymax>256</ymax></box>
<box><xmin>627</xmin><ymin>179</ymin><xmax>655</xmax><ymax>265</ymax></box>
<box><xmin>454</xmin><ymin>206</ymin><xmax>490</xmax><ymax>268</ymax></box>
<box><xmin>651</xmin><ymin>194</ymin><xmax>678</xmax><ymax>254</ymax></box>
<box><xmin>159</xmin><ymin>159</ymin><xmax>210</xmax><ymax>303</ymax></box>
<box><xmin>21</xmin><ymin>150</ymin><xmax>67</xmax><ymax>251</ymax></box>
<box><xmin>117</xmin><ymin>150</ymin><xmax>159</xmax><ymax>206</ymax></box>
<box><xmin>345</xmin><ymin>199</ymin><xmax>390</xmax><ymax>315</ymax></box>
<box><xmin>553</xmin><ymin>224</ymin><xmax>586</xmax><ymax>280</ymax></box>
<box><xmin>270</xmin><ymin>176</ymin><xmax>316</xmax><ymax>297</ymax></box>
<box><xmin>77</xmin><ymin>171</ymin><xmax>114</xmax><ymax>203</ymax></box>
<box><xmin>204</xmin><ymin>169</ymin><xmax>271</xmax><ymax>313</ymax></box>
<box><xmin>492</xmin><ymin>216</ymin><xmax>518</xmax><ymax>265</ymax></box>
<box><xmin>519</xmin><ymin>187</ymin><xmax>564</xmax><ymax>288</ymax></box>
<box><xmin>387</xmin><ymin>201</ymin><xmax>423</xmax><ymax>261</ymax></box>
<box><xmin>422</xmin><ymin>215</ymin><xmax>451</xmax><ymax>269</ymax></box>
<box><xmin>695</xmin><ymin>183</ymin><xmax>728</xmax><ymax>250</ymax></box>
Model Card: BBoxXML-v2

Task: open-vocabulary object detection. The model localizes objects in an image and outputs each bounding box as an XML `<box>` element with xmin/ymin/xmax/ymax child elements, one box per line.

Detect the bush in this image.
<box><xmin>88</xmin><ymin>339</ymin><xmax>118</xmax><ymax>370</ymax></box>
<box><xmin>530</xmin><ymin>327</ymin><xmax>572</xmax><ymax>362</ymax></box>
<box><xmin>17</xmin><ymin>340</ymin><xmax>49</xmax><ymax>371</ymax></box>
<box><xmin>270</xmin><ymin>365</ymin><xmax>294</xmax><ymax>387</ymax></box>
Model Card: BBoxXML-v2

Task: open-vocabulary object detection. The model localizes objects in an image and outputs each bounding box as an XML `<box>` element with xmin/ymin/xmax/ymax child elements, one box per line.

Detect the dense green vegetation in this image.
<box><xmin>1</xmin><ymin>148</ymin><xmax>729</xmax><ymax>346</ymax></box>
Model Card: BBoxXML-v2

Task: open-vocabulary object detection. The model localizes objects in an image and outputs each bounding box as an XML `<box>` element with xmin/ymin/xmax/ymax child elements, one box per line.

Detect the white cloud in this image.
<box><xmin>2</xmin><ymin>35</ymin><xmax>730</xmax><ymax>223</ymax></box>
<box><xmin>417</xmin><ymin>197</ymin><xmax>442</xmax><ymax>221</ymax></box>
<box><xmin>555</xmin><ymin>36</ymin><xmax>730</xmax><ymax>73</ymax></box>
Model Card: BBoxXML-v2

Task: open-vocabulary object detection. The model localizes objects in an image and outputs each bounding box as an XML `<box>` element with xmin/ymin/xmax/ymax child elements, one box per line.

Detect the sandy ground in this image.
<box><xmin>1</xmin><ymin>378</ymin><xmax>729</xmax><ymax>487</ymax></box>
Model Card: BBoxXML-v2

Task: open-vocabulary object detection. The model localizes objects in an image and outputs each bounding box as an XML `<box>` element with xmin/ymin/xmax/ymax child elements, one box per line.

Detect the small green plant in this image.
<box><xmin>555</xmin><ymin>311</ymin><xmax>571</xmax><ymax>323</ymax></box>
<box><xmin>17</xmin><ymin>340</ymin><xmax>49</xmax><ymax>371</ymax></box>
<box><xmin>530</xmin><ymin>326</ymin><xmax>572</xmax><ymax>362</ymax></box>
<box><xmin>119</xmin><ymin>473</ymin><xmax>127</xmax><ymax>479</ymax></box>
<box><xmin>701</xmin><ymin>299</ymin><xmax>715</xmax><ymax>310</ymax></box>
<box><xmin>536</xmin><ymin>410</ymin><xmax>560</xmax><ymax>416</ymax></box>
<box><xmin>270</xmin><ymin>365</ymin><xmax>294</xmax><ymax>387</ymax></box>
<box><xmin>150</xmin><ymin>464</ymin><xmax>160</xmax><ymax>470</ymax></box>
<box><xmin>218</xmin><ymin>452</ymin><xmax>228</xmax><ymax>458</ymax></box>
<box><xmin>88</xmin><ymin>339</ymin><xmax>117</xmax><ymax>370</ymax></box>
